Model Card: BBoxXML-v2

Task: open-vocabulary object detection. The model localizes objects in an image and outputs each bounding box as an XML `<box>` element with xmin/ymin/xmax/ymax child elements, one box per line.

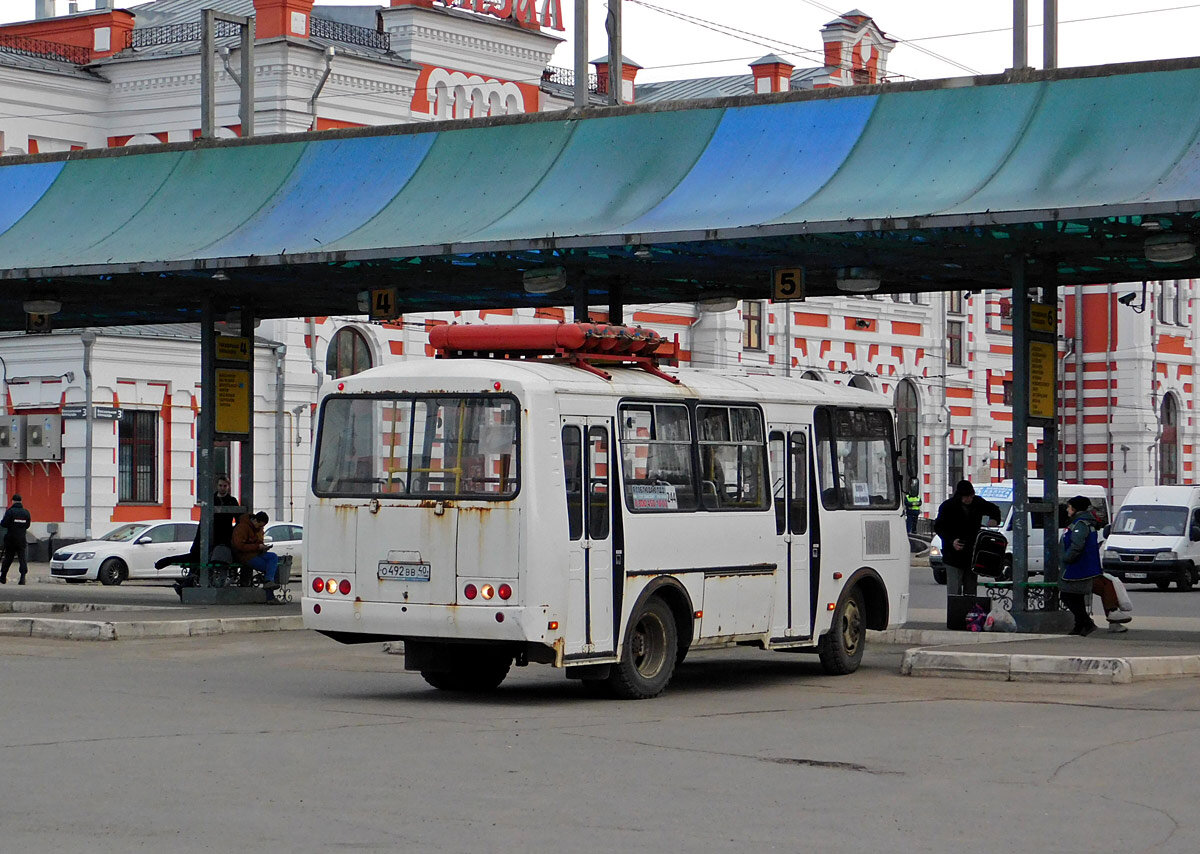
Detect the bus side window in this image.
<box><xmin>770</xmin><ymin>433</ymin><xmax>786</xmax><ymax>534</ymax></box>
<box><xmin>562</xmin><ymin>426</ymin><xmax>583</xmax><ymax>541</ymax></box>
<box><xmin>588</xmin><ymin>426</ymin><xmax>610</xmax><ymax>540</ymax></box>
<box><xmin>789</xmin><ymin>432</ymin><xmax>808</xmax><ymax>535</ymax></box>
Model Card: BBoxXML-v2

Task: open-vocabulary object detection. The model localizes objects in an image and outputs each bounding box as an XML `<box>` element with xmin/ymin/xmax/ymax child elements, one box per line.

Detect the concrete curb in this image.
<box><xmin>900</xmin><ymin>646</ymin><xmax>1200</xmax><ymax>684</ymax></box>
<box><xmin>0</xmin><ymin>614</ymin><xmax>304</xmax><ymax>641</ymax></box>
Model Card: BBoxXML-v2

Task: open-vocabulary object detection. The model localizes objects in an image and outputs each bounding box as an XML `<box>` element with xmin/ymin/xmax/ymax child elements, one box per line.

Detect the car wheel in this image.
<box><xmin>97</xmin><ymin>558</ymin><xmax>126</xmax><ymax>586</ymax></box>
<box><xmin>608</xmin><ymin>596</ymin><xmax>678</xmax><ymax>700</ymax></box>
<box><xmin>932</xmin><ymin>566</ymin><xmax>946</xmax><ymax>585</ymax></box>
<box><xmin>1179</xmin><ymin>562</ymin><xmax>1195</xmax><ymax>592</ymax></box>
<box><xmin>818</xmin><ymin>587</ymin><xmax>866</xmax><ymax>675</ymax></box>
<box><xmin>1156</xmin><ymin>579</ymin><xmax>1172</xmax><ymax>591</ymax></box>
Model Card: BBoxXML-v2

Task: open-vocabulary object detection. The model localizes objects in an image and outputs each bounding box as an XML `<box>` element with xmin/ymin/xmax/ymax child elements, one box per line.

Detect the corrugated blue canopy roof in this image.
<box><xmin>3</xmin><ymin>57</ymin><xmax>1200</xmax><ymax>328</ymax></box>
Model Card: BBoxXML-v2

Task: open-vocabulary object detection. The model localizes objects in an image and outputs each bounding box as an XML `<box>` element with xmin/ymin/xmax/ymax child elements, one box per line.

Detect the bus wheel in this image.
<box><xmin>609</xmin><ymin>597</ymin><xmax>677</xmax><ymax>700</ymax></box>
<box><xmin>818</xmin><ymin>587</ymin><xmax>866</xmax><ymax>675</ymax></box>
<box><xmin>421</xmin><ymin>647</ymin><xmax>512</xmax><ymax>693</ymax></box>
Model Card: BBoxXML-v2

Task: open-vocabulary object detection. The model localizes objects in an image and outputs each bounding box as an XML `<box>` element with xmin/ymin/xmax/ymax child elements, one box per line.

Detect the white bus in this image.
<box><xmin>302</xmin><ymin>325</ymin><xmax>910</xmax><ymax>698</ymax></box>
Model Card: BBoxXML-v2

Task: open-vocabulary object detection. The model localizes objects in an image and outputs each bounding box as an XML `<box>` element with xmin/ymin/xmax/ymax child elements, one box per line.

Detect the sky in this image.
<box><xmin>4</xmin><ymin>0</ymin><xmax>1200</xmax><ymax>83</ymax></box>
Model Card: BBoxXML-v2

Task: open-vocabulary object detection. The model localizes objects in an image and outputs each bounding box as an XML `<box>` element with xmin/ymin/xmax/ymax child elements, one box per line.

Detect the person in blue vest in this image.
<box><xmin>1060</xmin><ymin>495</ymin><xmax>1102</xmax><ymax>636</ymax></box>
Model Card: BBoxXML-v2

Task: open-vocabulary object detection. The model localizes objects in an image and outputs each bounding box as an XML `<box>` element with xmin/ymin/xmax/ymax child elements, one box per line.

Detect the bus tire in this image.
<box><xmin>420</xmin><ymin>646</ymin><xmax>511</xmax><ymax>693</ymax></box>
<box><xmin>817</xmin><ymin>587</ymin><xmax>866</xmax><ymax>675</ymax></box>
<box><xmin>608</xmin><ymin>597</ymin><xmax>677</xmax><ymax>700</ymax></box>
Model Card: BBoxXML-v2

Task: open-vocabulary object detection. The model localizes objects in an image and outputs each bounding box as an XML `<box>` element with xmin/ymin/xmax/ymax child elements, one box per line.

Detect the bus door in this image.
<box><xmin>561</xmin><ymin>420</ymin><xmax>615</xmax><ymax>656</ymax></box>
<box><xmin>769</xmin><ymin>428</ymin><xmax>813</xmax><ymax>639</ymax></box>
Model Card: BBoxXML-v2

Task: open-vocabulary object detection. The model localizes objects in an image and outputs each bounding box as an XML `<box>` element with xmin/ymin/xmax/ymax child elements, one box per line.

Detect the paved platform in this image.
<box><xmin>887</xmin><ymin>607</ymin><xmax>1200</xmax><ymax>684</ymax></box>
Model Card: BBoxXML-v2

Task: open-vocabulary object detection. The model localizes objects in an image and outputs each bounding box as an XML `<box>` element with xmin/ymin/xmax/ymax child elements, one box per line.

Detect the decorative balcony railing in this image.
<box><xmin>541</xmin><ymin>66</ymin><xmax>598</xmax><ymax>93</ymax></box>
<box><xmin>0</xmin><ymin>33</ymin><xmax>91</xmax><ymax>65</ymax></box>
<box><xmin>126</xmin><ymin>20</ymin><xmax>243</xmax><ymax>50</ymax></box>
<box><xmin>309</xmin><ymin>18</ymin><xmax>391</xmax><ymax>52</ymax></box>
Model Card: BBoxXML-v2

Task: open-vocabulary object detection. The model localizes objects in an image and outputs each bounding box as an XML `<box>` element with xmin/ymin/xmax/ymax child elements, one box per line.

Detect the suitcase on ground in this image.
<box><xmin>971</xmin><ymin>529</ymin><xmax>1009</xmax><ymax>578</ymax></box>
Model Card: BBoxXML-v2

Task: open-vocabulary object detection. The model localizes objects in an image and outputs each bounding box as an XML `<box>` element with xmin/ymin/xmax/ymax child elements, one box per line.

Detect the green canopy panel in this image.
<box><xmin>3</xmin><ymin>58</ymin><xmax>1200</xmax><ymax>328</ymax></box>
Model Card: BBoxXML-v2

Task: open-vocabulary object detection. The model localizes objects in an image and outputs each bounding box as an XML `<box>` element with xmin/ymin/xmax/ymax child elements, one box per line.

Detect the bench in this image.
<box><xmin>174</xmin><ymin>554</ymin><xmax>295</xmax><ymax>602</ymax></box>
<box><xmin>979</xmin><ymin>580</ymin><xmax>1088</xmax><ymax>614</ymax></box>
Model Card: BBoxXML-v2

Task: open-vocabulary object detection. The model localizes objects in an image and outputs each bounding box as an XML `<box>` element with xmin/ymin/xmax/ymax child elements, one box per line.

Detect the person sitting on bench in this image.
<box><xmin>233</xmin><ymin>511</ymin><xmax>281</xmax><ymax>602</ymax></box>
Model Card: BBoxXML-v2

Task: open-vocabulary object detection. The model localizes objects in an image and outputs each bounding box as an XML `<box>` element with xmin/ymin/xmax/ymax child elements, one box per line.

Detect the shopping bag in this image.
<box><xmin>1104</xmin><ymin>572</ymin><xmax>1133</xmax><ymax>611</ymax></box>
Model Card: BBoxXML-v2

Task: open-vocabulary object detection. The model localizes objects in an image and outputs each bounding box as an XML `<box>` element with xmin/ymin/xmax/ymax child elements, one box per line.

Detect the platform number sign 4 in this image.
<box><xmin>772</xmin><ymin>268</ymin><xmax>805</xmax><ymax>302</ymax></box>
<box><xmin>370</xmin><ymin>287</ymin><xmax>400</xmax><ymax>321</ymax></box>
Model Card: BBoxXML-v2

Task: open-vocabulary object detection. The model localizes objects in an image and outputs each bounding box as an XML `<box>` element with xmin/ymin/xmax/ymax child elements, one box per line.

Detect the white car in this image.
<box><xmin>50</xmin><ymin>521</ymin><xmax>199</xmax><ymax>585</ymax></box>
<box><xmin>263</xmin><ymin>522</ymin><xmax>303</xmax><ymax>578</ymax></box>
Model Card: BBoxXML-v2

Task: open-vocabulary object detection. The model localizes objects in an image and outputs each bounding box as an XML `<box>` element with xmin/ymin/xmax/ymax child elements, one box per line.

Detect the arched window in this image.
<box><xmin>1160</xmin><ymin>393</ymin><xmax>1180</xmax><ymax>484</ymax></box>
<box><xmin>800</xmin><ymin>370</ymin><xmax>822</xmax><ymax>381</ymax></box>
<box><xmin>326</xmin><ymin>327</ymin><xmax>372</xmax><ymax>379</ymax></box>
<box><xmin>848</xmin><ymin>374</ymin><xmax>874</xmax><ymax>392</ymax></box>
<box><xmin>895</xmin><ymin>379</ymin><xmax>920</xmax><ymax>490</ymax></box>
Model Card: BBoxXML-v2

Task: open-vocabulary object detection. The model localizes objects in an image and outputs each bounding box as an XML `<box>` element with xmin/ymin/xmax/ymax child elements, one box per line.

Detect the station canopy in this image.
<box><xmin>4</xmin><ymin>57</ymin><xmax>1200</xmax><ymax>329</ymax></box>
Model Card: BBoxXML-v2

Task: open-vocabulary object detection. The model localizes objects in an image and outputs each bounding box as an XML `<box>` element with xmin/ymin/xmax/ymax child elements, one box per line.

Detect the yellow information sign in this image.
<box><xmin>215</xmin><ymin>369</ymin><xmax>250</xmax><ymax>435</ymax></box>
<box><xmin>772</xmin><ymin>268</ymin><xmax>805</xmax><ymax>301</ymax></box>
<box><xmin>370</xmin><ymin>287</ymin><xmax>400</xmax><ymax>320</ymax></box>
<box><xmin>1029</xmin><ymin>304</ymin><xmax>1056</xmax><ymax>334</ymax></box>
<box><xmin>215</xmin><ymin>336</ymin><xmax>250</xmax><ymax>362</ymax></box>
<box><xmin>1029</xmin><ymin>340</ymin><xmax>1055</xmax><ymax>419</ymax></box>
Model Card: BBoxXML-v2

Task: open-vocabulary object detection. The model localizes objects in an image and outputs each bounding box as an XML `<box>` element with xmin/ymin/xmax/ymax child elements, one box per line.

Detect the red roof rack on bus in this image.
<box><xmin>428</xmin><ymin>322</ymin><xmax>682</xmax><ymax>384</ymax></box>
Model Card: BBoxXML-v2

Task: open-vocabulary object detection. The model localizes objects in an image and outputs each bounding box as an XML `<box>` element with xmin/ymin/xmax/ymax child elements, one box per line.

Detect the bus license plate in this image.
<box><xmin>1124</xmin><ymin>572</ymin><xmax>1147</xmax><ymax>580</ymax></box>
<box><xmin>378</xmin><ymin>561</ymin><xmax>431</xmax><ymax>582</ymax></box>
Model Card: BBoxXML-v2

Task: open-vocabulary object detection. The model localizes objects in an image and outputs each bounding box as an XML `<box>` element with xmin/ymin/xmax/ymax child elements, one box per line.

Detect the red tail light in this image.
<box><xmin>497</xmin><ymin>583</ymin><xmax>512</xmax><ymax>601</ymax></box>
<box><xmin>464</xmin><ymin>583</ymin><xmax>477</xmax><ymax>600</ymax></box>
<box><xmin>338</xmin><ymin>579</ymin><xmax>352</xmax><ymax>595</ymax></box>
<box><xmin>312</xmin><ymin>577</ymin><xmax>325</xmax><ymax>593</ymax></box>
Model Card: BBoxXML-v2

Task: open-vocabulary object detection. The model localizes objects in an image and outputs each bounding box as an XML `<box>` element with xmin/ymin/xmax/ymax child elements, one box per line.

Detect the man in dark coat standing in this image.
<box><xmin>0</xmin><ymin>494</ymin><xmax>32</xmax><ymax>585</ymax></box>
<box><xmin>933</xmin><ymin>480</ymin><xmax>1003</xmax><ymax>596</ymax></box>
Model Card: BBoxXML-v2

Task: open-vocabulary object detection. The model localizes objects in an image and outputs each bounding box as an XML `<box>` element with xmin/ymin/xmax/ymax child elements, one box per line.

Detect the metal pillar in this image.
<box><xmin>197</xmin><ymin>298</ymin><xmax>216</xmax><ymax>585</ymax></box>
<box><xmin>1043</xmin><ymin>0</ymin><xmax>1058</xmax><ymax>69</ymax></box>
<box><xmin>1012</xmin><ymin>0</ymin><xmax>1028</xmax><ymax>70</ymax></box>
<box><xmin>574</xmin><ymin>0</ymin><xmax>588</xmax><ymax>108</ymax></box>
<box><xmin>606</xmin><ymin>0</ymin><xmax>623</xmax><ymax>106</ymax></box>
<box><xmin>573</xmin><ymin>277</ymin><xmax>589</xmax><ymax>322</ymax></box>
<box><xmin>608</xmin><ymin>280</ymin><xmax>624</xmax><ymax>325</ymax></box>
<box><xmin>239</xmin><ymin>306</ymin><xmax>255</xmax><ymax>515</ymax></box>
<box><xmin>1011</xmin><ymin>259</ymin><xmax>1070</xmax><ymax>632</ymax></box>
<box><xmin>200</xmin><ymin>10</ymin><xmax>254</xmax><ymax>139</ymax></box>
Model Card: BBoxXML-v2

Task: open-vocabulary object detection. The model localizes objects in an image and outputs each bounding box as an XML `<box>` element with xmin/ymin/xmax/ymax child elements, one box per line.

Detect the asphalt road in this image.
<box><xmin>1</xmin><ymin>630</ymin><xmax>1198</xmax><ymax>854</ymax></box>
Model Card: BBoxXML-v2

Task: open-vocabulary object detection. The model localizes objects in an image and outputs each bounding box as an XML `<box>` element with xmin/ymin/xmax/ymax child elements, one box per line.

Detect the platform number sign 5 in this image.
<box><xmin>772</xmin><ymin>268</ymin><xmax>805</xmax><ymax>302</ymax></box>
<box><xmin>370</xmin><ymin>287</ymin><xmax>400</xmax><ymax>320</ymax></box>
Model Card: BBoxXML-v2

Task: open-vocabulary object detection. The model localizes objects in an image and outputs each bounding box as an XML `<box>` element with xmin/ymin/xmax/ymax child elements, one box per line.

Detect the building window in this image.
<box><xmin>1002</xmin><ymin>380</ymin><xmax>1013</xmax><ymax>406</ymax></box>
<box><xmin>326</xmin><ymin>327</ymin><xmax>372</xmax><ymax>379</ymax></box>
<box><xmin>895</xmin><ymin>379</ymin><xmax>920</xmax><ymax>491</ymax></box>
<box><xmin>1160</xmin><ymin>393</ymin><xmax>1180</xmax><ymax>485</ymax></box>
<box><xmin>1003</xmin><ymin>439</ymin><xmax>1014</xmax><ymax>479</ymax></box>
<box><xmin>947</xmin><ymin>290</ymin><xmax>964</xmax><ymax>315</ymax></box>
<box><xmin>119</xmin><ymin>410</ymin><xmax>157</xmax><ymax>503</ymax></box>
<box><xmin>947</xmin><ymin>320</ymin><xmax>964</xmax><ymax>366</ymax></box>
<box><xmin>948</xmin><ymin>448</ymin><xmax>965</xmax><ymax>488</ymax></box>
<box><xmin>742</xmin><ymin>301</ymin><xmax>764</xmax><ymax>351</ymax></box>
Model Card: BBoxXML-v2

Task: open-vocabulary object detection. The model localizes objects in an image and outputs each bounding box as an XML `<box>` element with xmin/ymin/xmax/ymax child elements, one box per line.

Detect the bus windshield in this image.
<box><xmin>313</xmin><ymin>394</ymin><xmax>519</xmax><ymax>499</ymax></box>
<box><xmin>815</xmin><ymin>407</ymin><xmax>899</xmax><ymax>510</ymax></box>
<box><xmin>1111</xmin><ymin>505</ymin><xmax>1188</xmax><ymax>537</ymax></box>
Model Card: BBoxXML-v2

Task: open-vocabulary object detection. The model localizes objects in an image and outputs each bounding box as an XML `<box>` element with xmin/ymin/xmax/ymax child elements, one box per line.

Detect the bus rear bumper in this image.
<box><xmin>302</xmin><ymin>597</ymin><xmax>554</xmax><ymax>646</ymax></box>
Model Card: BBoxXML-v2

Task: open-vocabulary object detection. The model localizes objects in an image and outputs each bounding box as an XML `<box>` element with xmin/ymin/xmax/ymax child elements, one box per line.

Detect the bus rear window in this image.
<box><xmin>313</xmin><ymin>394</ymin><xmax>518</xmax><ymax>499</ymax></box>
<box><xmin>815</xmin><ymin>407</ymin><xmax>899</xmax><ymax>510</ymax></box>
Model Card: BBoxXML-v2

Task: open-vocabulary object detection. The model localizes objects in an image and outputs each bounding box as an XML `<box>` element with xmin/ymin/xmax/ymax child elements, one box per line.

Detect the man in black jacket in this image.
<box><xmin>933</xmin><ymin>480</ymin><xmax>1003</xmax><ymax>596</ymax></box>
<box><xmin>0</xmin><ymin>494</ymin><xmax>32</xmax><ymax>585</ymax></box>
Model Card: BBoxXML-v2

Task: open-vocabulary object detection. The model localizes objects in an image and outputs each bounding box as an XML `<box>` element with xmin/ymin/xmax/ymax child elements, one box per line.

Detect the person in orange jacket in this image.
<box><xmin>232</xmin><ymin>511</ymin><xmax>281</xmax><ymax>603</ymax></box>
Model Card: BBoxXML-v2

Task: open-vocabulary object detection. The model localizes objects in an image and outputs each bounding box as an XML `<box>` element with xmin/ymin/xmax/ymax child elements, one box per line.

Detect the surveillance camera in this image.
<box><xmin>1117</xmin><ymin>292</ymin><xmax>1137</xmax><ymax>306</ymax></box>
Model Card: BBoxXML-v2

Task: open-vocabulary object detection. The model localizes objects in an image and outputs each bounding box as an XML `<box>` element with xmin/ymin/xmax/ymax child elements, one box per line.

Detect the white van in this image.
<box><xmin>1102</xmin><ymin>485</ymin><xmax>1200</xmax><ymax>591</ymax></box>
<box><xmin>931</xmin><ymin>480</ymin><xmax>1110</xmax><ymax>583</ymax></box>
